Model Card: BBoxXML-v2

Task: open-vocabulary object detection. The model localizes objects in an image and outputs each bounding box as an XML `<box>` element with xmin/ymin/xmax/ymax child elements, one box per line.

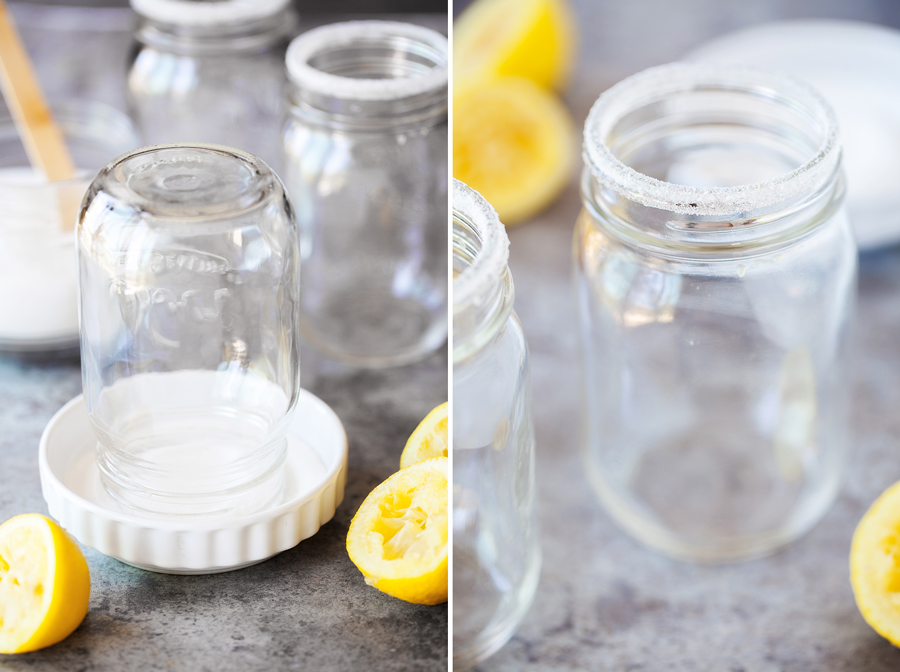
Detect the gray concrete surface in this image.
<box><xmin>0</xmin><ymin>349</ymin><xmax>448</xmax><ymax>672</ymax></box>
<box><xmin>472</xmin><ymin>1</ymin><xmax>900</xmax><ymax>670</ymax></box>
<box><xmin>0</xmin><ymin>5</ymin><xmax>448</xmax><ymax>671</ymax></box>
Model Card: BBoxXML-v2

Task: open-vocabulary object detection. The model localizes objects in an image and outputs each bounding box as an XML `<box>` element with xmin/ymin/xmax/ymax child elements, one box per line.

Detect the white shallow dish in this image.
<box><xmin>39</xmin><ymin>389</ymin><xmax>347</xmax><ymax>574</ymax></box>
<box><xmin>686</xmin><ymin>20</ymin><xmax>900</xmax><ymax>251</ymax></box>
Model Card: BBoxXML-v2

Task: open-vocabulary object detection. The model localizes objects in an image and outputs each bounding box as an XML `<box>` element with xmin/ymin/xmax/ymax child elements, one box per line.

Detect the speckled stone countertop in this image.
<box><xmin>474</xmin><ymin>0</ymin><xmax>900</xmax><ymax>670</ymax></box>
<box><xmin>0</xmin><ymin>5</ymin><xmax>448</xmax><ymax>671</ymax></box>
<box><xmin>1</xmin><ymin>351</ymin><xmax>448</xmax><ymax>672</ymax></box>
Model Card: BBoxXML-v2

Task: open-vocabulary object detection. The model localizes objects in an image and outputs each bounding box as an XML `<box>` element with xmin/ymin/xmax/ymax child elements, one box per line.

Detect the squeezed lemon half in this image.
<box><xmin>347</xmin><ymin>457</ymin><xmax>448</xmax><ymax>605</ymax></box>
<box><xmin>0</xmin><ymin>514</ymin><xmax>90</xmax><ymax>654</ymax></box>
<box><xmin>851</xmin><ymin>480</ymin><xmax>900</xmax><ymax>647</ymax></box>
<box><xmin>454</xmin><ymin>0</ymin><xmax>576</xmax><ymax>91</ymax></box>
<box><xmin>399</xmin><ymin>402</ymin><xmax>449</xmax><ymax>470</ymax></box>
<box><xmin>453</xmin><ymin>0</ymin><xmax>577</xmax><ymax>225</ymax></box>
<box><xmin>454</xmin><ymin>76</ymin><xmax>574</xmax><ymax>225</ymax></box>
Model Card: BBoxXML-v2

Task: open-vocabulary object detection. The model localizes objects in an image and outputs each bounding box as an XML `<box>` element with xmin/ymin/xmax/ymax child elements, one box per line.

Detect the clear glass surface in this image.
<box><xmin>575</xmin><ymin>64</ymin><xmax>856</xmax><ymax>561</ymax></box>
<box><xmin>0</xmin><ymin>101</ymin><xmax>138</xmax><ymax>353</ymax></box>
<box><xmin>77</xmin><ymin>144</ymin><xmax>301</xmax><ymax>517</ymax></box>
<box><xmin>126</xmin><ymin>11</ymin><xmax>292</xmax><ymax>171</ymax></box>
<box><xmin>453</xmin><ymin>181</ymin><xmax>540</xmax><ymax>670</ymax></box>
<box><xmin>282</xmin><ymin>22</ymin><xmax>448</xmax><ymax>368</ymax></box>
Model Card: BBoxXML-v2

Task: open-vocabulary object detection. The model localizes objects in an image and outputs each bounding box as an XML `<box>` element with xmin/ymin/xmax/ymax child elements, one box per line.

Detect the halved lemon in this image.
<box><xmin>850</xmin><ymin>480</ymin><xmax>900</xmax><ymax>646</ymax></box>
<box><xmin>453</xmin><ymin>76</ymin><xmax>575</xmax><ymax>225</ymax></box>
<box><xmin>399</xmin><ymin>402</ymin><xmax>449</xmax><ymax>469</ymax></box>
<box><xmin>347</xmin><ymin>457</ymin><xmax>448</xmax><ymax>605</ymax></box>
<box><xmin>0</xmin><ymin>514</ymin><xmax>90</xmax><ymax>654</ymax></box>
<box><xmin>454</xmin><ymin>0</ymin><xmax>577</xmax><ymax>92</ymax></box>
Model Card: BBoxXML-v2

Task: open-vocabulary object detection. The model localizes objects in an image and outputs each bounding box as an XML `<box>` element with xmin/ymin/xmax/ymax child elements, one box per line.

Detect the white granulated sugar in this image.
<box><xmin>0</xmin><ymin>168</ymin><xmax>84</xmax><ymax>344</ymax></box>
<box><xmin>453</xmin><ymin>179</ymin><xmax>510</xmax><ymax>309</ymax></box>
<box><xmin>583</xmin><ymin>62</ymin><xmax>840</xmax><ymax>218</ymax></box>
<box><xmin>685</xmin><ymin>20</ymin><xmax>900</xmax><ymax>248</ymax></box>
<box><xmin>130</xmin><ymin>0</ymin><xmax>289</xmax><ymax>26</ymax></box>
<box><xmin>286</xmin><ymin>21</ymin><xmax>448</xmax><ymax>102</ymax></box>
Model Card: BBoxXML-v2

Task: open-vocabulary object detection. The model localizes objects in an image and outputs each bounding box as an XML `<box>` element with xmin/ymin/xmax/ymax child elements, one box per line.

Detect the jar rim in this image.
<box><xmin>130</xmin><ymin>0</ymin><xmax>290</xmax><ymax>27</ymax></box>
<box><xmin>583</xmin><ymin>62</ymin><xmax>840</xmax><ymax>218</ymax></box>
<box><xmin>286</xmin><ymin>21</ymin><xmax>448</xmax><ymax>102</ymax></box>
<box><xmin>453</xmin><ymin>179</ymin><xmax>509</xmax><ymax>309</ymax></box>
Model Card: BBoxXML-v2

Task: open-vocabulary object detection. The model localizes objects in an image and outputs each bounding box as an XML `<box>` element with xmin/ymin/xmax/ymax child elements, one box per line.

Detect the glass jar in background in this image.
<box><xmin>126</xmin><ymin>0</ymin><xmax>295</xmax><ymax>171</ymax></box>
<box><xmin>78</xmin><ymin>144</ymin><xmax>301</xmax><ymax>518</ymax></box>
<box><xmin>282</xmin><ymin>21</ymin><xmax>448</xmax><ymax>368</ymax></box>
<box><xmin>0</xmin><ymin>101</ymin><xmax>138</xmax><ymax>354</ymax></box>
<box><xmin>453</xmin><ymin>180</ymin><xmax>540</xmax><ymax>670</ymax></box>
<box><xmin>575</xmin><ymin>63</ymin><xmax>856</xmax><ymax>562</ymax></box>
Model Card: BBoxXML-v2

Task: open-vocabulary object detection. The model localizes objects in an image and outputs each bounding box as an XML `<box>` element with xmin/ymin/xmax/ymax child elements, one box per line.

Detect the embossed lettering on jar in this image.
<box><xmin>574</xmin><ymin>63</ymin><xmax>856</xmax><ymax>562</ymax></box>
<box><xmin>282</xmin><ymin>21</ymin><xmax>448</xmax><ymax>367</ymax></box>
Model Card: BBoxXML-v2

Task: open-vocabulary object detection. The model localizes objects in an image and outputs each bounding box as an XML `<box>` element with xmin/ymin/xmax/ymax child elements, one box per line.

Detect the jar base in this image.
<box><xmin>584</xmin><ymin>447</ymin><xmax>842</xmax><ymax>563</ymax></box>
<box><xmin>452</xmin><ymin>544</ymin><xmax>541</xmax><ymax>671</ymax></box>
<box><xmin>301</xmin><ymin>290</ymin><xmax>447</xmax><ymax>368</ymax></box>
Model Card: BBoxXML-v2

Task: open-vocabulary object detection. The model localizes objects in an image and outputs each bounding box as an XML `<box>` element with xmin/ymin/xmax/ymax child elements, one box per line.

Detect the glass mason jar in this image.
<box><xmin>77</xmin><ymin>144</ymin><xmax>301</xmax><ymax>518</ymax></box>
<box><xmin>0</xmin><ymin>101</ymin><xmax>138</xmax><ymax>354</ymax></box>
<box><xmin>126</xmin><ymin>0</ymin><xmax>295</xmax><ymax>171</ymax></box>
<box><xmin>575</xmin><ymin>63</ymin><xmax>856</xmax><ymax>562</ymax></box>
<box><xmin>453</xmin><ymin>180</ymin><xmax>540</xmax><ymax>670</ymax></box>
<box><xmin>282</xmin><ymin>21</ymin><xmax>448</xmax><ymax>368</ymax></box>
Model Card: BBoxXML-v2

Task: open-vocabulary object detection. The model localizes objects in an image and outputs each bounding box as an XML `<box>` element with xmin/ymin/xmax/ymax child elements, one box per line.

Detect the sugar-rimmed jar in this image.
<box><xmin>453</xmin><ymin>180</ymin><xmax>540</xmax><ymax>670</ymax></box>
<box><xmin>282</xmin><ymin>21</ymin><xmax>448</xmax><ymax>368</ymax></box>
<box><xmin>126</xmin><ymin>0</ymin><xmax>295</xmax><ymax>171</ymax></box>
<box><xmin>575</xmin><ymin>63</ymin><xmax>856</xmax><ymax>562</ymax></box>
<box><xmin>77</xmin><ymin>144</ymin><xmax>301</xmax><ymax>517</ymax></box>
<box><xmin>0</xmin><ymin>101</ymin><xmax>138</xmax><ymax>354</ymax></box>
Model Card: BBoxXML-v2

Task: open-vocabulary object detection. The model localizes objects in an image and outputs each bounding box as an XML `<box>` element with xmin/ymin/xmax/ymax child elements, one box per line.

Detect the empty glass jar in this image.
<box><xmin>282</xmin><ymin>21</ymin><xmax>448</xmax><ymax>367</ymax></box>
<box><xmin>453</xmin><ymin>180</ymin><xmax>540</xmax><ymax>670</ymax></box>
<box><xmin>77</xmin><ymin>144</ymin><xmax>301</xmax><ymax>517</ymax></box>
<box><xmin>575</xmin><ymin>63</ymin><xmax>856</xmax><ymax>562</ymax></box>
<box><xmin>126</xmin><ymin>0</ymin><xmax>295</xmax><ymax>170</ymax></box>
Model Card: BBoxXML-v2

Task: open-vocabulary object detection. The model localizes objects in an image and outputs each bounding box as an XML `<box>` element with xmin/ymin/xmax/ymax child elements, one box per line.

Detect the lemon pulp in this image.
<box><xmin>454</xmin><ymin>0</ymin><xmax>576</xmax><ymax>91</ymax></box>
<box><xmin>851</xmin><ymin>480</ymin><xmax>900</xmax><ymax>647</ymax></box>
<box><xmin>454</xmin><ymin>77</ymin><xmax>574</xmax><ymax>225</ymax></box>
<box><xmin>347</xmin><ymin>457</ymin><xmax>448</xmax><ymax>605</ymax></box>
<box><xmin>0</xmin><ymin>513</ymin><xmax>90</xmax><ymax>654</ymax></box>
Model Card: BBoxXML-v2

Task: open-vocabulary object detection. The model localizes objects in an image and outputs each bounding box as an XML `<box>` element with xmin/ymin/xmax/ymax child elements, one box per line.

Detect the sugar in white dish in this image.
<box><xmin>0</xmin><ymin>167</ymin><xmax>87</xmax><ymax>346</ymax></box>
<box><xmin>685</xmin><ymin>20</ymin><xmax>900</xmax><ymax>249</ymax></box>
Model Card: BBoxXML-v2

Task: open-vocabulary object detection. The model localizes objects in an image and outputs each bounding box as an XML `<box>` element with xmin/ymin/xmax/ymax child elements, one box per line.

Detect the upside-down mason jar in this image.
<box><xmin>453</xmin><ymin>180</ymin><xmax>540</xmax><ymax>670</ymax></box>
<box><xmin>575</xmin><ymin>63</ymin><xmax>856</xmax><ymax>562</ymax></box>
<box><xmin>77</xmin><ymin>144</ymin><xmax>301</xmax><ymax>517</ymax></box>
<box><xmin>282</xmin><ymin>21</ymin><xmax>448</xmax><ymax>367</ymax></box>
<box><xmin>126</xmin><ymin>0</ymin><xmax>295</xmax><ymax>171</ymax></box>
<box><xmin>0</xmin><ymin>101</ymin><xmax>138</xmax><ymax>354</ymax></box>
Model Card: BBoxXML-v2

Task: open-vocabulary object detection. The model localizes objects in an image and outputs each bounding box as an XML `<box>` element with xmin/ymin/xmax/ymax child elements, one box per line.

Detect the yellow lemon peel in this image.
<box><xmin>851</xmin><ymin>480</ymin><xmax>900</xmax><ymax>647</ymax></box>
<box><xmin>455</xmin><ymin>0</ymin><xmax>577</xmax><ymax>92</ymax></box>
<box><xmin>399</xmin><ymin>402</ymin><xmax>449</xmax><ymax>469</ymax></box>
<box><xmin>347</xmin><ymin>457</ymin><xmax>448</xmax><ymax>605</ymax></box>
<box><xmin>0</xmin><ymin>513</ymin><xmax>90</xmax><ymax>654</ymax></box>
<box><xmin>453</xmin><ymin>76</ymin><xmax>574</xmax><ymax>225</ymax></box>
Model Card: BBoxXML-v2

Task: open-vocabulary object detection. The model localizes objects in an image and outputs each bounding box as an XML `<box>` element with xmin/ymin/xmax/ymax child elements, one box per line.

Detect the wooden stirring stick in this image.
<box><xmin>0</xmin><ymin>0</ymin><xmax>80</xmax><ymax>231</ymax></box>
